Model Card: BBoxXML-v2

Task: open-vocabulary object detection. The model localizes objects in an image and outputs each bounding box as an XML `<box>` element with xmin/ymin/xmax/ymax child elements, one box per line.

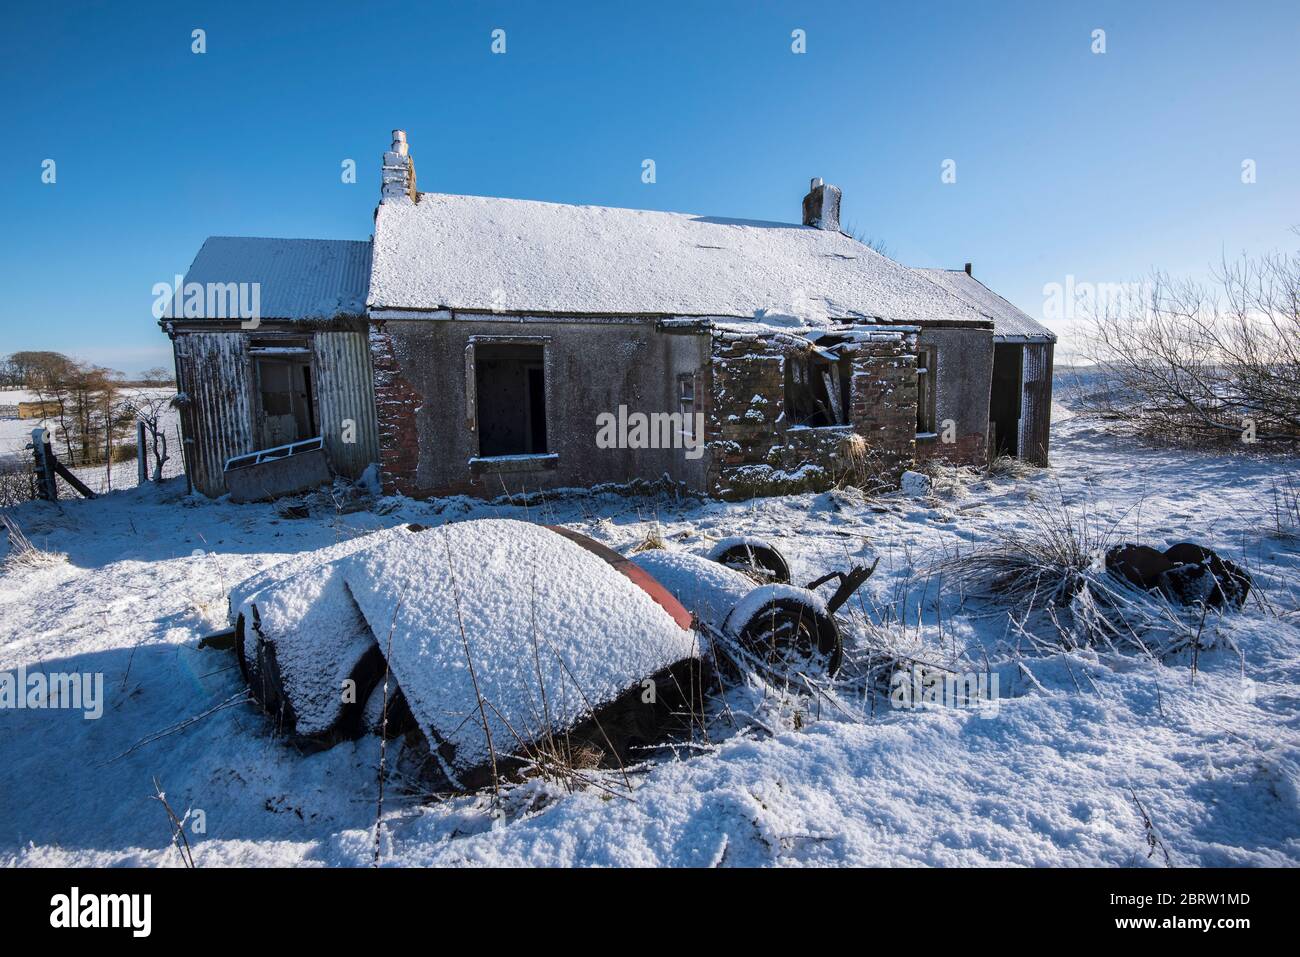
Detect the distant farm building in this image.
<box><xmin>17</xmin><ymin>400</ymin><xmax>63</xmax><ymax>420</ymax></box>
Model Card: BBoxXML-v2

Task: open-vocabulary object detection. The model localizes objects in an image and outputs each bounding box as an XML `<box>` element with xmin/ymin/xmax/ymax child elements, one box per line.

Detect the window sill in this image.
<box><xmin>786</xmin><ymin>423</ymin><xmax>854</xmax><ymax>432</ymax></box>
<box><xmin>469</xmin><ymin>453</ymin><xmax>559</xmax><ymax>475</ymax></box>
<box><xmin>916</xmin><ymin>432</ymin><xmax>939</xmax><ymax>441</ymax></box>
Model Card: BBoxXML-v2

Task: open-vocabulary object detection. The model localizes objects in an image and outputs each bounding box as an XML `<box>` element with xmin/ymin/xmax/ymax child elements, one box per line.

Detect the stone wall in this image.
<box><xmin>705</xmin><ymin>327</ymin><xmax>919</xmax><ymax>499</ymax></box>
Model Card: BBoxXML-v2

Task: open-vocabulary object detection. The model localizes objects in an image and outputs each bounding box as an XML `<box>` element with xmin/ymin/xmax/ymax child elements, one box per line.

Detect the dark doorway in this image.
<box><xmin>475</xmin><ymin>344</ymin><xmax>548</xmax><ymax>456</ymax></box>
<box><xmin>989</xmin><ymin>344</ymin><xmax>1023</xmax><ymax>458</ymax></box>
<box><xmin>256</xmin><ymin>358</ymin><xmax>316</xmax><ymax>449</ymax></box>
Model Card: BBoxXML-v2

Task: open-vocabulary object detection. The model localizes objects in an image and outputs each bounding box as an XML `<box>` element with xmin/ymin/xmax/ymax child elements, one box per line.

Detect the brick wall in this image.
<box><xmin>848</xmin><ymin>333</ymin><xmax>918</xmax><ymax>485</ymax></box>
<box><xmin>915</xmin><ymin>431</ymin><xmax>988</xmax><ymax>467</ymax></box>
<box><xmin>368</xmin><ymin>324</ymin><xmax>422</xmax><ymax>496</ymax></box>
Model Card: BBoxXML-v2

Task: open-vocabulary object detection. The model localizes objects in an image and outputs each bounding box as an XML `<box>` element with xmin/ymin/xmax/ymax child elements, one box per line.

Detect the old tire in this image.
<box><xmin>707</xmin><ymin>539</ymin><xmax>791</xmax><ymax>584</ymax></box>
<box><xmin>731</xmin><ymin>596</ymin><xmax>842</xmax><ymax>677</ymax></box>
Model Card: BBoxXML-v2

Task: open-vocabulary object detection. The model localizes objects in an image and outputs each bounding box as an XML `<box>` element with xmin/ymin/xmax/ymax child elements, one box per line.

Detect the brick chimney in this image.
<box><xmin>802</xmin><ymin>177</ymin><xmax>841</xmax><ymax>231</ymax></box>
<box><xmin>381</xmin><ymin>129</ymin><xmax>417</xmax><ymax>204</ymax></box>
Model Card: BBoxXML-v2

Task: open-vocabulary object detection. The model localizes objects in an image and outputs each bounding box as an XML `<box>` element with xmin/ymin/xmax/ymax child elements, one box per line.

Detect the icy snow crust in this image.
<box><xmin>369</xmin><ymin>193</ymin><xmax>991</xmax><ymax>325</ymax></box>
<box><xmin>234</xmin><ymin>520</ymin><xmax>698</xmax><ymax>773</ymax></box>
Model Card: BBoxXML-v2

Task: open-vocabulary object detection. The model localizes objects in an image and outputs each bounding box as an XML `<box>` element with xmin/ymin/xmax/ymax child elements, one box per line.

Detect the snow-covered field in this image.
<box><xmin>1</xmin><ymin>403</ymin><xmax>1297</xmax><ymax>867</ymax></box>
<box><xmin>0</xmin><ymin>388</ymin><xmax>182</xmax><ymax>494</ymax></box>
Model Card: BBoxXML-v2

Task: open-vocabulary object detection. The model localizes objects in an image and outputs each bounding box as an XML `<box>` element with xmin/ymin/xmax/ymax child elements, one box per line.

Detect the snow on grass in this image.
<box><xmin>0</xmin><ymin>412</ymin><xmax>1298</xmax><ymax>867</ymax></box>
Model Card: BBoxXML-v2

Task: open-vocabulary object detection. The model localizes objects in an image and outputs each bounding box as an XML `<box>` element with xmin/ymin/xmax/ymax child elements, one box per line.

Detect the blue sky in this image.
<box><xmin>1</xmin><ymin>0</ymin><xmax>1296</xmax><ymax>370</ymax></box>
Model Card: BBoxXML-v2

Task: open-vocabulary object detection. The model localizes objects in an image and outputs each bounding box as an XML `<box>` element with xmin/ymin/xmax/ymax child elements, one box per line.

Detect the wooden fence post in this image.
<box><xmin>137</xmin><ymin>420</ymin><xmax>147</xmax><ymax>486</ymax></box>
<box><xmin>31</xmin><ymin>428</ymin><xmax>57</xmax><ymax>501</ymax></box>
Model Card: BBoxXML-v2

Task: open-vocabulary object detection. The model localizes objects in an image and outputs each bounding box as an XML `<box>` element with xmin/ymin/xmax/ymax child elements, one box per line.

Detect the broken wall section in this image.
<box><xmin>705</xmin><ymin>326</ymin><xmax>919</xmax><ymax>499</ymax></box>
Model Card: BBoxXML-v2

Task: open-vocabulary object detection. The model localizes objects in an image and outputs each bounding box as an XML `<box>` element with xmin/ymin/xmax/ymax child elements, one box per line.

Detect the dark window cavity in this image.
<box><xmin>916</xmin><ymin>346</ymin><xmax>937</xmax><ymax>435</ymax></box>
<box><xmin>785</xmin><ymin>353</ymin><xmax>850</xmax><ymax>428</ymax></box>
<box><xmin>475</xmin><ymin>343</ymin><xmax>548</xmax><ymax>456</ymax></box>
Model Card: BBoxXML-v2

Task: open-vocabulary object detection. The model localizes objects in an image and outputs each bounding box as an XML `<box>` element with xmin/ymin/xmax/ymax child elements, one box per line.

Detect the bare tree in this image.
<box><xmin>138</xmin><ymin>367</ymin><xmax>175</xmax><ymax>387</ymax></box>
<box><xmin>1077</xmin><ymin>237</ymin><xmax>1300</xmax><ymax>448</ymax></box>
<box><xmin>121</xmin><ymin>389</ymin><xmax>177</xmax><ymax>481</ymax></box>
<box><xmin>845</xmin><ymin>223</ymin><xmax>891</xmax><ymax>258</ymax></box>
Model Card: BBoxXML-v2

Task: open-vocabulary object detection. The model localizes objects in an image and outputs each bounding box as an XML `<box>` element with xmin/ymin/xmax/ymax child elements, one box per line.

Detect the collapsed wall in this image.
<box><xmin>705</xmin><ymin>325</ymin><xmax>919</xmax><ymax>499</ymax></box>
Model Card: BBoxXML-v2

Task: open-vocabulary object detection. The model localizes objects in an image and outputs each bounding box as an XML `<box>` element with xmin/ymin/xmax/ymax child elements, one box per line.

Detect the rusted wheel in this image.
<box><xmin>707</xmin><ymin>539</ymin><xmax>791</xmax><ymax>584</ymax></box>
<box><xmin>731</xmin><ymin>596</ymin><xmax>842</xmax><ymax>677</ymax></box>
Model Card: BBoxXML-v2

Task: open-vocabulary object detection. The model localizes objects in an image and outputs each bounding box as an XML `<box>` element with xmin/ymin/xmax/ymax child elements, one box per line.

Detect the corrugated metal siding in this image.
<box><xmin>313</xmin><ymin>330</ymin><xmax>379</xmax><ymax>478</ymax></box>
<box><xmin>174</xmin><ymin>332</ymin><xmax>254</xmax><ymax>496</ymax></box>
<box><xmin>1019</xmin><ymin>342</ymin><xmax>1053</xmax><ymax>466</ymax></box>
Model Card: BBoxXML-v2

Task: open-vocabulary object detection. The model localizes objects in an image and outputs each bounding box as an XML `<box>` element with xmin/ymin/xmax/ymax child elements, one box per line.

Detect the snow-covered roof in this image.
<box><xmin>182</xmin><ymin>237</ymin><xmax>371</xmax><ymax>321</ymax></box>
<box><xmin>914</xmin><ymin>268</ymin><xmax>1056</xmax><ymax>342</ymax></box>
<box><xmin>368</xmin><ymin>193</ymin><xmax>991</xmax><ymax>326</ymax></box>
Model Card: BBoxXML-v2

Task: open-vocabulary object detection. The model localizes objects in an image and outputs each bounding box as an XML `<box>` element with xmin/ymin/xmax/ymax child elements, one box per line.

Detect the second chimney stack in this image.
<box><xmin>802</xmin><ymin>177</ymin><xmax>842</xmax><ymax>231</ymax></box>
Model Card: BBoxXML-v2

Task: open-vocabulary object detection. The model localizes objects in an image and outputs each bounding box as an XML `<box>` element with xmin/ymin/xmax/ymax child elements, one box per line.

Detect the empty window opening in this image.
<box><xmin>916</xmin><ymin>346</ymin><xmax>937</xmax><ymax>435</ymax></box>
<box><xmin>475</xmin><ymin>343</ymin><xmax>548</xmax><ymax>456</ymax></box>
<box><xmin>256</xmin><ymin>358</ymin><xmax>316</xmax><ymax>449</ymax></box>
<box><xmin>785</xmin><ymin>354</ymin><xmax>850</xmax><ymax>427</ymax></box>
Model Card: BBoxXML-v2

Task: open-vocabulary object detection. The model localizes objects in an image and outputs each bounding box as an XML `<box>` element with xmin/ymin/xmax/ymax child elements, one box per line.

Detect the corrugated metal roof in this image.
<box><xmin>368</xmin><ymin>193</ymin><xmax>989</xmax><ymax>326</ymax></box>
<box><xmin>914</xmin><ymin>268</ymin><xmax>1056</xmax><ymax>342</ymax></box>
<box><xmin>181</xmin><ymin>237</ymin><xmax>371</xmax><ymax>321</ymax></box>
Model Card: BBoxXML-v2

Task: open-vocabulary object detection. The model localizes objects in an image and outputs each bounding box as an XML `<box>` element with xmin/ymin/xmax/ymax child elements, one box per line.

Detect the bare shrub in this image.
<box><xmin>1079</xmin><ymin>240</ymin><xmax>1300</xmax><ymax>448</ymax></box>
<box><xmin>1268</xmin><ymin>472</ymin><xmax>1300</xmax><ymax>540</ymax></box>
<box><xmin>937</xmin><ymin>497</ymin><xmax>1120</xmax><ymax>607</ymax></box>
<box><xmin>919</xmin><ymin>460</ymin><xmax>980</xmax><ymax>500</ymax></box>
<box><xmin>936</xmin><ymin>496</ymin><xmax>1230</xmax><ymax>657</ymax></box>
<box><xmin>630</xmin><ymin>523</ymin><xmax>665</xmax><ymax>552</ymax></box>
<box><xmin>1</xmin><ymin>514</ymin><xmax>66</xmax><ymax>570</ymax></box>
<box><xmin>836</xmin><ymin>433</ymin><xmax>896</xmax><ymax>495</ymax></box>
<box><xmin>0</xmin><ymin>458</ymin><xmax>38</xmax><ymax>507</ymax></box>
<box><xmin>983</xmin><ymin>454</ymin><xmax>1037</xmax><ymax>481</ymax></box>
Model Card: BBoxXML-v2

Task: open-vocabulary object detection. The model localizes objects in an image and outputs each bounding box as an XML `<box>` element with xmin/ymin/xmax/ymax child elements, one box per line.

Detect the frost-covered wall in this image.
<box><xmin>705</xmin><ymin>327</ymin><xmax>919</xmax><ymax>499</ymax></box>
<box><xmin>370</xmin><ymin>317</ymin><xmax>710</xmax><ymax>499</ymax></box>
<box><xmin>173</xmin><ymin>331</ymin><xmax>254</xmax><ymax>497</ymax></box>
<box><xmin>915</xmin><ymin>324</ymin><xmax>994</xmax><ymax>468</ymax></box>
<box><xmin>1019</xmin><ymin>341</ymin><xmax>1054</xmax><ymax>466</ymax></box>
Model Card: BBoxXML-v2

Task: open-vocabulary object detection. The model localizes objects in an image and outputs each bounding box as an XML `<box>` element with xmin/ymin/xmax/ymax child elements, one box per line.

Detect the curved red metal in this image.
<box><xmin>544</xmin><ymin>525</ymin><xmax>695</xmax><ymax>632</ymax></box>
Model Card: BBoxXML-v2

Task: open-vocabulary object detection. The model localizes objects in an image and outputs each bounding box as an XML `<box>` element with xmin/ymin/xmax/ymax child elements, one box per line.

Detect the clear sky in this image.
<box><xmin>1</xmin><ymin>0</ymin><xmax>1296</xmax><ymax>371</ymax></box>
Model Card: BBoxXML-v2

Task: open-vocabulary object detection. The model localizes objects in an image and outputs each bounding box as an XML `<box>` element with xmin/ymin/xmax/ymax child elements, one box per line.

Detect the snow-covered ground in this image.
<box><xmin>1</xmin><ymin>401</ymin><xmax>1297</xmax><ymax>867</ymax></box>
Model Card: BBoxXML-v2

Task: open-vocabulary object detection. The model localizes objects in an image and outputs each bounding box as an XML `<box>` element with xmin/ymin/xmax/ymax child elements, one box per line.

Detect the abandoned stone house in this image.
<box><xmin>163</xmin><ymin>130</ymin><xmax>1054</xmax><ymax>502</ymax></box>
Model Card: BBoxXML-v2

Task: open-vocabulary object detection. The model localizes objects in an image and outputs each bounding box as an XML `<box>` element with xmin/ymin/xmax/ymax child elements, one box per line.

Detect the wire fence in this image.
<box><xmin>1</xmin><ymin>408</ymin><xmax>188</xmax><ymax>502</ymax></box>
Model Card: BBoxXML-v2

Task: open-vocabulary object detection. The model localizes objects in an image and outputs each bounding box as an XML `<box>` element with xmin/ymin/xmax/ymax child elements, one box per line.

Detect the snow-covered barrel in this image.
<box><xmin>631</xmin><ymin>548</ymin><xmax>843</xmax><ymax>675</ymax></box>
